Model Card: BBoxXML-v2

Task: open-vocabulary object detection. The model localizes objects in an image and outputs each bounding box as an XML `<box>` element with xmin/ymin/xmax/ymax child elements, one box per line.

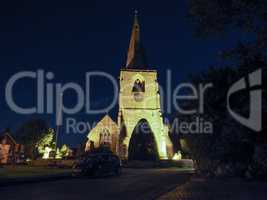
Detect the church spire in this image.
<box><xmin>126</xmin><ymin>10</ymin><xmax>147</xmax><ymax>69</ymax></box>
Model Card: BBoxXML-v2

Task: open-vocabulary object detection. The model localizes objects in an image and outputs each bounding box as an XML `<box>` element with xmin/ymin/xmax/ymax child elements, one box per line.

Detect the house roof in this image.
<box><xmin>0</xmin><ymin>130</ymin><xmax>17</xmax><ymax>144</ymax></box>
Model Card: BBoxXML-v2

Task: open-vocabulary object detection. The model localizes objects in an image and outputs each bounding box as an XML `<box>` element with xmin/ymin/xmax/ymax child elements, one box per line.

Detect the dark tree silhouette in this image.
<box><xmin>175</xmin><ymin>0</ymin><xmax>267</xmax><ymax>178</ymax></box>
<box><xmin>15</xmin><ymin>119</ymin><xmax>49</xmax><ymax>159</ymax></box>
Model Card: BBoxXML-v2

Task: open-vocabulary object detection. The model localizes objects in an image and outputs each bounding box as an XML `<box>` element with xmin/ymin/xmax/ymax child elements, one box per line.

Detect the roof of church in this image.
<box><xmin>87</xmin><ymin>114</ymin><xmax>118</xmax><ymax>140</ymax></box>
<box><xmin>125</xmin><ymin>11</ymin><xmax>147</xmax><ymax>69</ymax></box>
<box><xmin>99</xmin><ymin>115</ymin><xmax>118</xmax><ymax>127</ymax></box>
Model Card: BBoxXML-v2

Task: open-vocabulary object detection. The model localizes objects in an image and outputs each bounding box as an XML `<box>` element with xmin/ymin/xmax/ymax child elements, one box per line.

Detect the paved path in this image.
<box><xmin>157</xmin><ymin>177</ymin><xmax>267</xmax><ymax>200</ymax></box>
<box><xmin>0</xmin><ymin>168</ymin><xmax>192</xmax><ymax>200</ymax></box>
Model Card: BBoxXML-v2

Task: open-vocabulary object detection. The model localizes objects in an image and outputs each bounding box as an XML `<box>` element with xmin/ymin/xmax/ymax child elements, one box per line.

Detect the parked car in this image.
<box><xmin>72</xmin><ymin>153</ymin><xmax>122</xmax><ymax>177</ymax></box>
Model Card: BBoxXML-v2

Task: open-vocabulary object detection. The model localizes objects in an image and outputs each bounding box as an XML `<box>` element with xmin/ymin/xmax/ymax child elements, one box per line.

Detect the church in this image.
<box><xmin>85</xmin><ymin>13</ymin><xmax>174</xmax><ymax>160</ymax></box>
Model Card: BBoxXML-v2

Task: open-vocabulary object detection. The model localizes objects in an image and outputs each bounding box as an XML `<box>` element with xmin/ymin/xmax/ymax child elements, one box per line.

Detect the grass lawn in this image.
<box><xmin>0</xmin><ymin>166</ymin><xmax>71</xmax><ymax>178</ymax></box>
<box><xmin>158</xmin><ymin>177</ymin><xmax>267</xmax><ymax>200</ymax></box>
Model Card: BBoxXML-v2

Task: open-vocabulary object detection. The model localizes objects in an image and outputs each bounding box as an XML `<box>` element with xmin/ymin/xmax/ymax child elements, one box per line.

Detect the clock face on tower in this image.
<box><xmin>133</xmin><ymin>91</ymin><xmax>144</xmax><ymax>102</ymax></box>
<box><xmin>132</xmin><ymin>79</ymin><xmax>145</xmax><ymax>102</ymax></box>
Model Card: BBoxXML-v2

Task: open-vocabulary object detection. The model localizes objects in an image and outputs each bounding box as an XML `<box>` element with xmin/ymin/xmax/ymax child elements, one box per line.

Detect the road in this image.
<box><xmin>0</xmin><ymin>168</ymin><xmax>192</xmax><ymax>200</ymax></box>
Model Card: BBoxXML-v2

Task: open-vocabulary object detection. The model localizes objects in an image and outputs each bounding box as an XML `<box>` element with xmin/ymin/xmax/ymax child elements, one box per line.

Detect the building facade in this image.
<box><xmin>86</xmin><ymin>13</ymin><xmax>173</xmax><ymax>160</ymax></box>
<box><xmin>0</xmin><ymin>130</ymin><xmax>24</xmax><ymax>164</ymax></box>
<box><xmin>85</xmin><ymin>115</ymin><xmax>119</xmax><ymax>154</ymax></box>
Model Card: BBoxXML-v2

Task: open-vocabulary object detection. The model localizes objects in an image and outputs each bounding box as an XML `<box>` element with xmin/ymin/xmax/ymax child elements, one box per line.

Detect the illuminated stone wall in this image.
<box><xmin>85</xmin><ymin>115</ymin><xmax>118</xmax><ymax>154</ymax></box>
<box><xmin>118</xmin><ymin>69</ymin><xmax>173</xmax><ymax>160</ymax></box>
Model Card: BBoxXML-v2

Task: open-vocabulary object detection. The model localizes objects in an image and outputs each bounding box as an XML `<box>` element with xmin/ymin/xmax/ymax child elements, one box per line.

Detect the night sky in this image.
<box><xmin>0</xmin><ymin>0</ymin><xmax>239</xmax><ymax>146</ymax></box>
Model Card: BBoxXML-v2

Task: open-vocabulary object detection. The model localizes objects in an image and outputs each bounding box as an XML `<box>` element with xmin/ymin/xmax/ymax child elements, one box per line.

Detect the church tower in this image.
<box><xmin>118</xmin><ymin>12</ymin><xmax>173</xmax><ymax>160</ymax></box>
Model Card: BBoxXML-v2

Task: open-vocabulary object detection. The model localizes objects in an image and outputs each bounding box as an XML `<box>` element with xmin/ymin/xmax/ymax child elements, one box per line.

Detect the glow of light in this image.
<box><xmin>43</xmin><ymin>146</ymin><xmax>52</xmax><ymax>159</ymax></box>
<box><xmin>55</xmin><ymin>148</ymin><xmax>62</xmax><ymax>159</ymax></box>
<box><xmin>172</xmin><ymin>151</ymin><xmax>182</xmax><ymax>161</ymax></box>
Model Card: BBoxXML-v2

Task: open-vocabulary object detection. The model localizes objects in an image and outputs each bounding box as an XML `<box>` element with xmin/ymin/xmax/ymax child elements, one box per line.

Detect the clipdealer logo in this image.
<box><xmin>227</xmin><ymin>69</ymin><xmax>262</xmax><ymax>132</ymax></box>
<box><xmin>4</xmin><ymin>68</ymin><xmax>263</xmax><ymax>134</ymax></box>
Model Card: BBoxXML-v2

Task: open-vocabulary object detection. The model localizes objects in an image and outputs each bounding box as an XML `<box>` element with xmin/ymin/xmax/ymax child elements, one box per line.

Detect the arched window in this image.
<box><xmin>132</xmin><ymin>79</ymin><xmax>145</xmax><ymax>92</ymax></box>
<box><xmin>99</xmin><ymin>128</ymin><xmax>112</xmax><ymax>146</ymax></box>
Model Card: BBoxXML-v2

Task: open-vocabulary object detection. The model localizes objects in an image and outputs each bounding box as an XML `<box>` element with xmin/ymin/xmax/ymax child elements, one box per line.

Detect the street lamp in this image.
<box><xmin>55</xmin><ymin>92</ymin><xmax>63</xmax><ymax>157</ymax></box>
